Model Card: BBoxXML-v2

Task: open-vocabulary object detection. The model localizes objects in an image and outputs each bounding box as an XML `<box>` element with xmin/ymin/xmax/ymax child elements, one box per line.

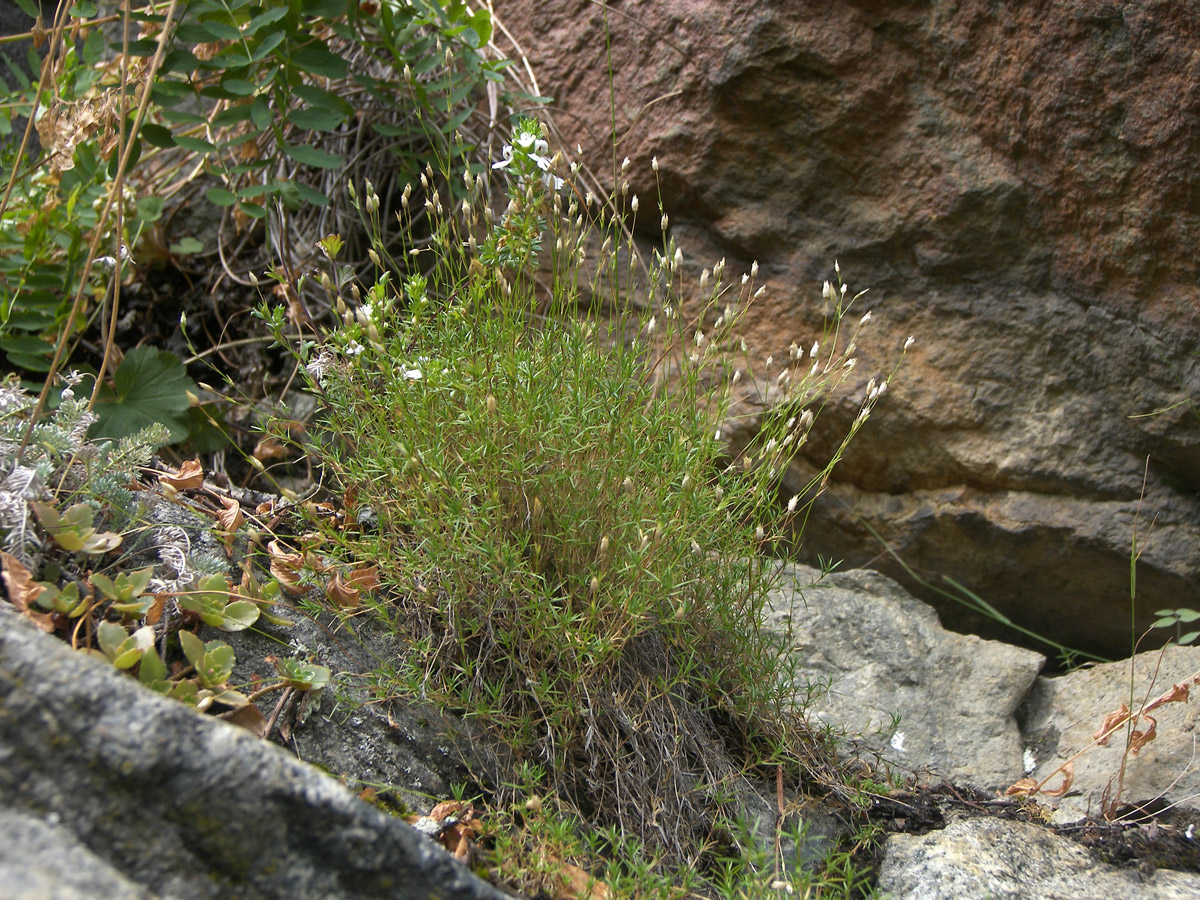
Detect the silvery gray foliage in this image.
<box><xmin>0</xmin><ymin>378</ymin><xmax>170</xmax><ymax>565</ymax></box>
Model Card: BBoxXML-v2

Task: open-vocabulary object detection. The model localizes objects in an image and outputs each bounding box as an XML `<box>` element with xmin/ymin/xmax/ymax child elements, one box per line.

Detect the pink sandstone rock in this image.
<box><xmin>494</xmin><ymin>0</ymin><xmax>1200</xmax><ymax>659</ymax></box>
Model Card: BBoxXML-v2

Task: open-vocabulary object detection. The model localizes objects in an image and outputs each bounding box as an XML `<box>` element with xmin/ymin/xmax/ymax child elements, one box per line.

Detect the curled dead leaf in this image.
<box><xmin>1093</xmin><ymin>703</ymin><xmax>1130</xmax><ymax>746</ymax></box>
<box><xmin>217</xmin><ymin>497</ymin><xmax>243</xmax><ymax>532</ymax></box>
<box><xmin>326</xmin><ymin>565</ymin><xmax>379</xmax><ymax>609</ymax></box>
<box><xmin>1145</xmin><ymin>681</ymin><xmax>1190</xmax><ymax>714</ymax></box>
<box><xmin>273</xmin><ymin>281</ymin><xmax>310</xmax><ymax>327</ymax></box>
<box><xmin>216</xmin><ymin>497</ymin><xmax>243</xmax><ymax>556</ymax></box>
<box><xmin>429</xmin><ymin>799</ymin><xmax>466</xmax><ymax>822</ymax></box>
<box><xmin>326</xmin><ymin>571</ymin><xmax>359</xmax><ymax>608</ymax></box>
<box><xmin>556</xmin><ymin>861</ymin><xmax>612</xmax><ymax>900</ymax></box>
<box><xmin>0</xmin><ymin>552</ymin><xmax>54</xmax><ymax>632</ymax></box>
<box><xmin>145</xmin><ymin>593</ymin><xmax>168</xmax><ymax>626</ymax></box>
<box><xmin>1005</xmin><ymin>777</ymin><xmax>1038</xmax><ymax>798</ymax></box>
<box><xmin>1129</xmin><ymin>714</ymin><xmax>1157</xmax><ymax>756</ymax></box>
<box><xmin>253</xmin><ymin>436</ymin><xmax>289</xmax><ymax>462</ymax></box>
<box><xmin>267</xmin><ymin>540</ymin><xmax>306</xmax><ymax>595</ymax></box>
<box><xmin>1040</xmin><ymin>762</ymin><xmax>1075</xmax><ymax>798</ymax></box>
<box><xmin>224</xmin><ymin>702</ymin><xmax>269</xmax><ymax>738</ymax></box>
<box><xmin>160</xmin><ymin>458</ymin><xmax>204</xmax><ymax>491</ymax></box>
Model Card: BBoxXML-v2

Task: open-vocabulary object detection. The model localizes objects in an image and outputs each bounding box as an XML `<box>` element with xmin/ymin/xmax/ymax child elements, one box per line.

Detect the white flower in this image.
<box><xmin>890</xmin><ymin>731</ymin><xmax>907</xmax><ymax>753</ymax></box>
<box><xmin>904</xmin><ymin>335</ymin><xmax>915</xmax><ymax>351</ymax></box>
<box><xmin>96</xmin><ymin>243</ymin><xmax>134</xmax><ymax>269</ymax></box>
<box><xmin>859</xmin><ymin>311</ymin><xmax>872</xmax><ymax>325</ymax></box>
<box><xmin>787</xmin><ymin>494</ymin><xmax>799</xmax><ymax>513</ymax></box>
<box><xmin>1023</xmin><ymin>747</ymin><xmax>1037</xmax><ymax>775</ymax></box>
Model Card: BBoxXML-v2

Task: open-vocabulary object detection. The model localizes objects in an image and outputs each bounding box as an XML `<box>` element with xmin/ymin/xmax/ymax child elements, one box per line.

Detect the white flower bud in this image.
<box><xmin>652</xmin><ymin>156</ymin><xmax>659</xmax><ymax>172</ymax></box>
<box><xmin>904</xmin><ymin>335</ymin><xmax>915</xmax><ymax>351</ymax></box>
<box><xmin>787</xmin><ymin>494</ymin><xmax>799</xmax><ymax>513</ymax></box>
<box><xmin>631</xmin><ymin>195</ymin><xmax>640</xmax><ymax>213</ymax></box>
<box><xmin>859</xmin><ymin>311</ymin><xmax>872</xmax><ymax>326</ymax></box>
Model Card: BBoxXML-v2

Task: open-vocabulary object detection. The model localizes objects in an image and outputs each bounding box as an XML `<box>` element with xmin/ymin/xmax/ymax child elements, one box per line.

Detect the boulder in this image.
<box><xmin>763</xmin><ymin>563</ymin><xmax>1044</xmax><ymax>788</ymax></box>
<box><xmin>1021</xmin><ymin>643</ymin><xmax>1200</xmax><ymax>822</ymax></box>
<box><xmin>876</xmin><ymin>814</ymin><xmax>1200</xmax><ymax>900</ymax></box>
<box><xmin>0</xmin><ymin>607</ymin><xmax>506</xmax><ymax>900</ymax></box>
<box><xmin>493</xmin><ymin>0</ymin><xmax>1200</xmax><ymax>660</ymax></box>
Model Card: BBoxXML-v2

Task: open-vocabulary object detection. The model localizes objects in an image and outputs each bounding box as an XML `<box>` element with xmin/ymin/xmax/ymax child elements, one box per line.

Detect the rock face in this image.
<box><xmin>0</xmin><ymin>608</ymin><xmax>506</xmax><ymax>900</ymax></box>
<box><xmin>764</xmin><ymin>563</ymin><xmax>1044</xmax><ymax>788</ymax></box>
<box><xmin>1021</xmin><ymin>644</ymin><xmax>1200</xmax><ymax>822</ymax></box>
<box><xmin>493</xmin><ymin>0</ymin><xmax>1200</xmax><ymax>660</ymax></box>
<box><xmin>877</xmin><ymin>815</ymin><xmax>1200</xmax><ymax>900</ymax></box>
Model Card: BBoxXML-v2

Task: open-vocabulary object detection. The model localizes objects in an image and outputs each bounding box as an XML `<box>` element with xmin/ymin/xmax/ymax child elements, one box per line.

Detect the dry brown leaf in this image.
<box><xmin>326</xmin><ymin>571</ymin><xmax>361</xmax><ymax>608</ymax></box>
<box><xmin>428</xmin><ymin>799</ymin><xmax>465</xmax><ymax>822</ymax></box>
<box><xmin>1145</xmin><ymin>681</ymin><xmax>1190</xmax><ymax>713</ymax></box>
<box><xmin>327</xmin><ymin>565</ymin><xmax>379</xmax><ymax>609</ymax></box>
<box><xmin>268</xmin><ymin>540</ymin><xmax>306</xmax><ymax>595</ymax></box>
<box><xmin>449</xmin><ymin>825</ymin><xmax>474</xmax><ymax>861</ymax></box>
<box><xmin>1130</xmin><ymin>714</ymin><xmax>1158</xmax><ymax>756</ymax></box>
<box><xmin>556</xmin><ymin>862</ymin><xmax>612</xmax><ymax>900</ymax></box>
<box><xmin>225</xmin><ymin>703</ymin><xmax>270</xmax><ymax>738</ymax></box>
<box><xmin>0</xmin><ymin>552</ymin><xmax>54</xmax><ymax>632</ymax></box>
<box><xmin>273</xmin><ymin>281</ymin><xmax>310</xmax><ymax>328</ymax></box>
<box><xmin>216</xmin><ymin>497</ymin><xmax>243</xmax><ymax>556</ymax></box>
<box><xmin>217</xmin><ymin>497</ymin><xmax>243</xmax><ymax>532</ymax></box>
<box><xmin>1093</xmin><ymin>703</ymin><xmax>1130</xmax><ymax>746</ymax></box>
<box><xmin>1041</xmin><ymin>763</ymin><xmax>1075</xmax><ymax>798</ymax></box>
<box><xmin>145</xmin><ymin>593</ymin><xmax>167</xmax><ymax>625</ymax></box>
<box><xmin>1004</xmin><ymin>777</ymin><xmax>1038</xmax><ymax>798</ymax></box>
<box><xmin>252</xmin><ymin>436</ymin><xmax>289</xmax><ymax>462</ymax></box>
<box><xmin>160</xmin><ymin>458</ymin><xmax>204</xmax><ymax>491</ymax></box>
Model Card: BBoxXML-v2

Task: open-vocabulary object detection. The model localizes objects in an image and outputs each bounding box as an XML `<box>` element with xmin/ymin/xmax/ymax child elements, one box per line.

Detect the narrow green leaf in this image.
<box><xmin>246</xmin><ymin>6</ymin><xmax>288</xmax><ymax>34</ymax></box>
<box><xmin>286</xmin><ymin>105</ymin><xmax>345</xmax><ymax>131</ymax></box>
<box><xmin>238</xmin><ymin>201</ymin><xmax>267</xmax><ymax>219</ymax></box>
<box><xmin>291</xmin><ymin>42</ymin><xmax>348</xmax><ymax>79</ymax></box>
<box><xmin>292</xmin><ymin>84</ymin><xmax>353</xmax><ymax>114</ymax></box>
<box><xmin>140</xmin><ymin>123</ymin><xmax>176</xmax><ymax>148</ymax></box>
<box><xmin>206</xmin><ymin>187</ymin><xmax>238</xmax><ymax>206</ymax></box>
<box><xmin>174</xmin><ymin>135</ymin><xmax>217</xmax><ymax>153</ymax></box>
<box><xmin>221</xmin><ymin>78</ymin><xmax>256</xmax><ymax>96</ymax></box>
<box><xmin>201</xmin><ymin>20</ymin><xmax>243</xmax><ymax>42</ymax></box>
<box><xmin>281</xmin><ymin>144</ymin><xmax>342</xmax><ymax>168</ymax></box>
<box><xmin>291</xmin><ymin>181</ymin><xmax>329</xmax><ymax>207</ymax></box>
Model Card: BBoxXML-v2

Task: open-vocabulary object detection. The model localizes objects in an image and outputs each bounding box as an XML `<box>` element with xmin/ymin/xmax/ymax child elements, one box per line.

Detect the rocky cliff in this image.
<box><xmin>495</xmin><ymin>0</ymin><xmax>1200</xmax><ymax>660</ymax></box>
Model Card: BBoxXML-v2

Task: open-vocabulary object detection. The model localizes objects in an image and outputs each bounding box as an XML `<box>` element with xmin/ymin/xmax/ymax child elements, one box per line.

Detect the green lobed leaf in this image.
<box><xmin>90</xmin><ymin>346</ymin><xmax>197</xmax><ymax>442</ymax></box>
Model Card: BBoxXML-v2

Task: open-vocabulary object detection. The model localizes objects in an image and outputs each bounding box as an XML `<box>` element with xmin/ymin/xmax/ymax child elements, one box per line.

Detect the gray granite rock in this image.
<box><xmin>0</xmin><ymin>808</ymin><xmax>155</xmax><ymax>900</ymax></box>
<box><xmin>0</xmin><ymin>607</ymin><xmax>506</xmax><ymax>900</ymax></box>
<box><xmin>1021</xmin><ymin>644</ymin><xmax>1200</xmax><ymax>821</ymax></box>
<box><xmin>764</xmin><ymin>563</ymin><xmax>1044</xmax><ymax>788</ymax></box>
<box><xmin>877</xmin><ymin>814</ymin><xmax>1200</xmax><ymax>900</ymax></box>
